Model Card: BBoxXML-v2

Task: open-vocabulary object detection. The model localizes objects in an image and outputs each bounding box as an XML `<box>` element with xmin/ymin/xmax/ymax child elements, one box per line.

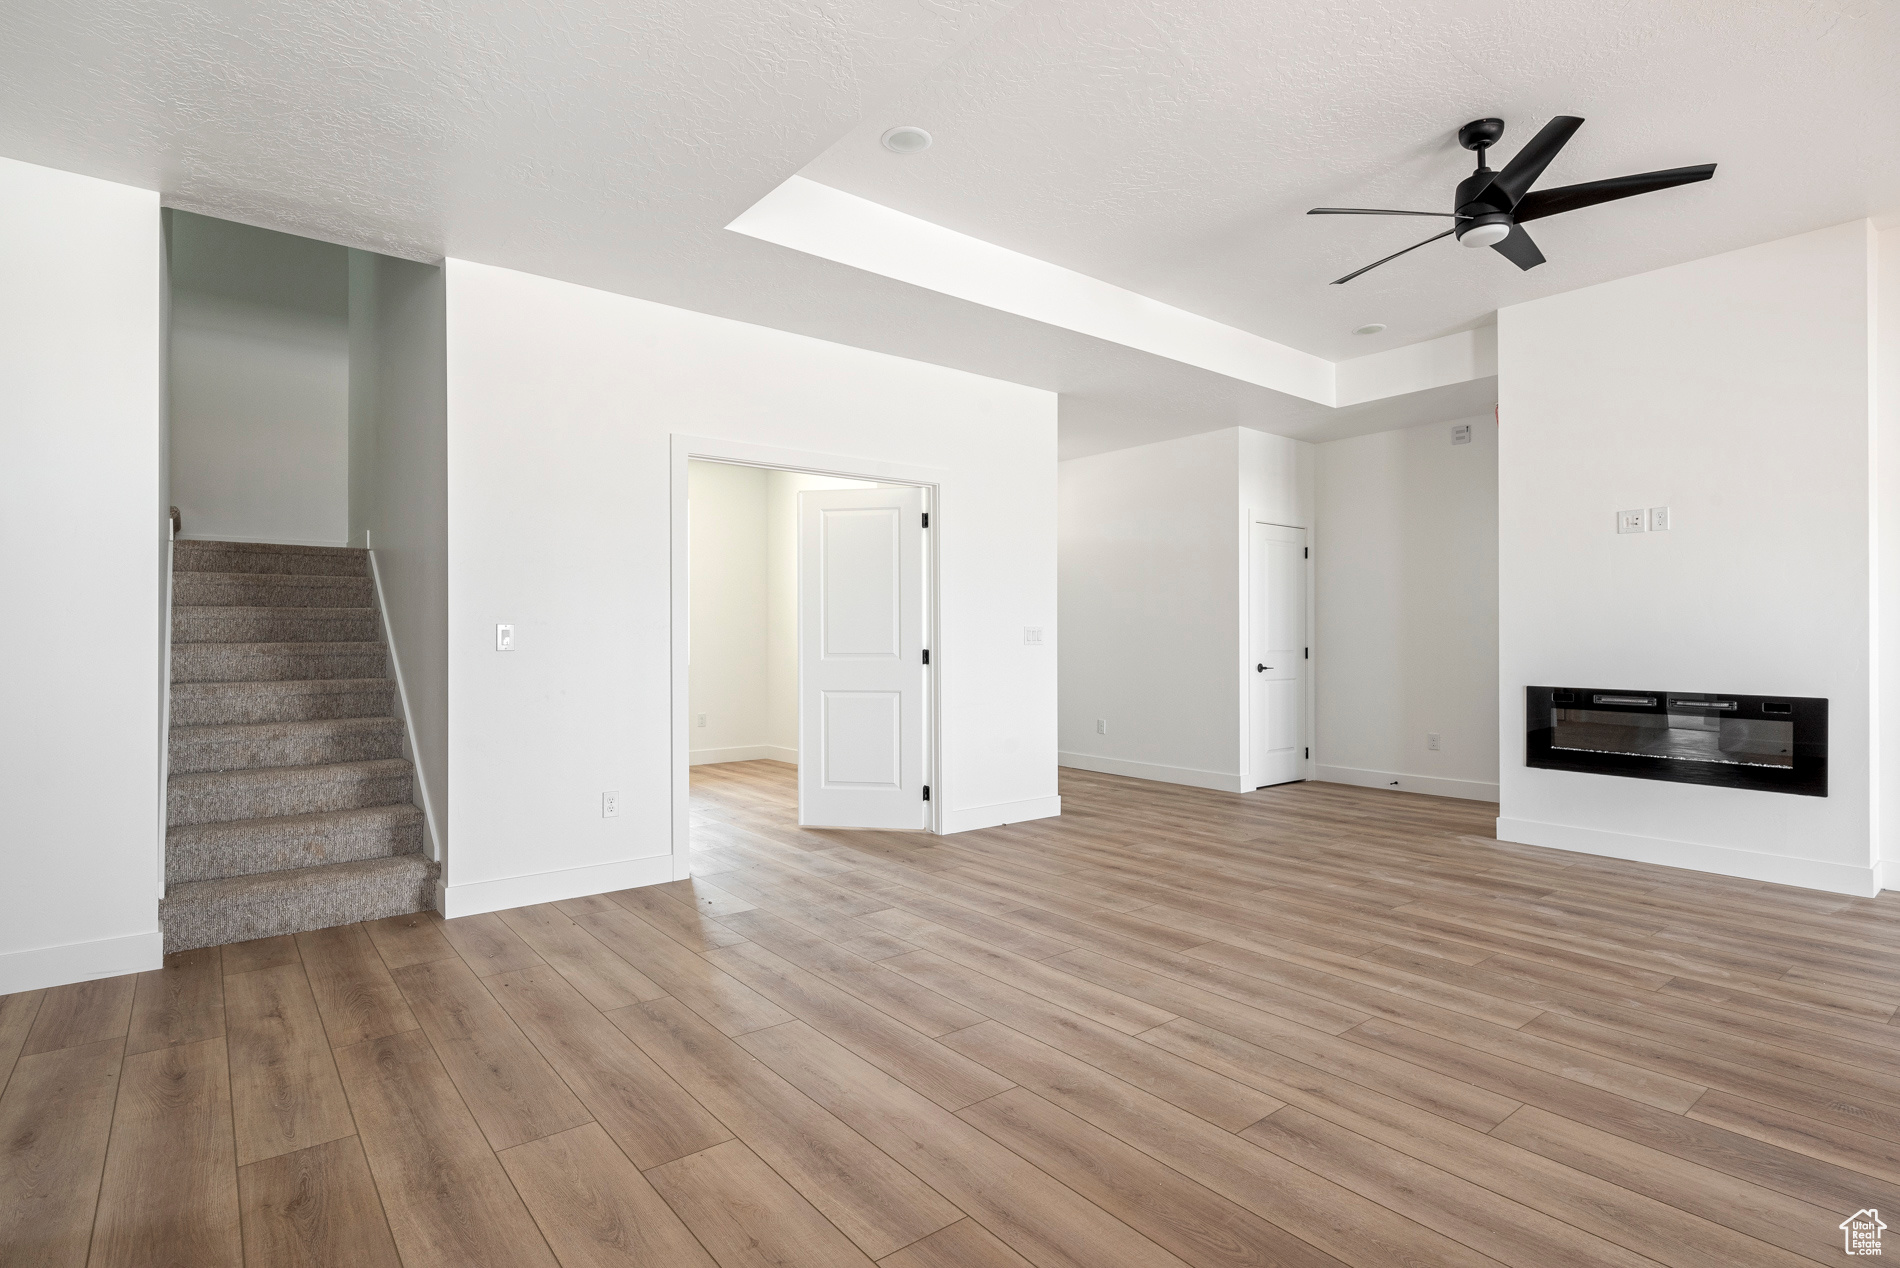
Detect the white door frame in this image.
<box><xmin>1238</xmin><ymin>508</ymin><xmax>1316</xmax><ymax>789</ymax></box>
<box><xmin>669</xmin><ymin>434</ymin><xmax>946</xmax><ymax>878</ymax></box>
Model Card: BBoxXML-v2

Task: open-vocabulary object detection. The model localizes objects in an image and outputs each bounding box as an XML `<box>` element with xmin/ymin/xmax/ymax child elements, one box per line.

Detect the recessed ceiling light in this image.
<box><xmin>1353</xmin><ymin>323</ymin><xmax>1386</xmax><ymax>336</ymax></box>
<box><xmin>881</xmin><ymin>126</ymin><xmax>933</xmax><ymax>155</ymax></box>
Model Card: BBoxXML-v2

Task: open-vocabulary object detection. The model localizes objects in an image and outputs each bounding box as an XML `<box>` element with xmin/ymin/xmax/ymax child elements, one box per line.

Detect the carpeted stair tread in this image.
<box><xmin>174</xmin><ymin>540</ymin><xmax>368</xmax><ymax>577</ymax></box>
<box><xmin>173</xmin><ymin>606</ymin><xmax>379</xmax><ymax>644</ymax></box>
<box><xmin>161</xmin><ymin>854</ymin><xmax>436</xmax><ymax>953</ymax></box>
<box><xmin>163</xmin><ymin>536</ymin><xmax>429</xmax><ymax>952</ymax></box>
<box><xmin>174</xmin><ymin>571</ymin><xmax>374</xmax><ymax>609</ymax></box>
<box><xmin>167</xmin><ymin>804</ymin><xmax>424</xmax><ymax>883</ymax></box>
<box><xmin>169</xmin><ymin>757</ymin><xmax>414</xmax><ymax>827</ymax></box>
<box><xmin>172</xmin><ymin>640</ymin><xmax>387</xmax><ymax>683</ymax></box>
<box><xmin>170</xmin><ymin>679</ymin><xmax>397</xmax><ymax>726</ymax></box>
<box><xmin>170</xmin><ymin>716</ymin><xmax>406</xmax><ymax>774</ymax></box>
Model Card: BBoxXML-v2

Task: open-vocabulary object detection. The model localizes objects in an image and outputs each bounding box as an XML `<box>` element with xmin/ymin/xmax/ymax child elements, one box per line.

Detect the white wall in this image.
<box><xmin>1059</xmin><ymin>426</ymin><xmax>1311</xmax><ymax>792</ymax></box>
<box><xmin>1314</xmin><ymin>416</ymin><xmax>1500</xmax><ymax>800</ymax></box>
<box><xmin>1881</xmin><ymin>224</ymin><xmax>1900</xmax><ymax>887</ymax></box>
<box><xmin>351</xmin><ymin>251</ymin><xmax>450</xmax><ymax>865</ymax></box>
<box><xmin>688</xmin><ymin>461</ymin><xmax>772</xmax><ymax>762</ymax></box>
<box><xmin>0</xmin><ymin>157</ymin><xmax>163</xmax><ymax>991</ymax></box>
<box><xmin>442</xmin><ymin>259</ymin><xmax>1057</xmax><ymax>915</ymax></box>
<box><xmin>168</xmin><ymin>212</ymin><xmax>350</xmax><ymax>547</ymax></box>
<box><xmin>1499</xmin><ymin>221</ymin><xmax>1881</xmax><ymax>894</ymax></box>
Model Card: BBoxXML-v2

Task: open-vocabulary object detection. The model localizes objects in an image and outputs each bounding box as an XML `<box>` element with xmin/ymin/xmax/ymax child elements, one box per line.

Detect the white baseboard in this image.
<box><xmin>690</xmin><ymin>745</ymin><xmax>798</xmax><ymax>767</ymax></box>
<box><xmin>1058</xmin><ymin>752</ymin><xmax>1247</xmax><ymax>793</ymax></box>
<box><xmin>939</xmin><ymin>794</ymin><xmax>1062</xmax><ymax>834</ymax></box>
<box><xmin>1316</xmin><ymin>764</ymin><xmax>1500</xmax><ymax>803</ymax></box>
<box><xmin>441</xmin><ymin>854</ymin><xmax>675</xmax><ymax>918</ymax></box>
<box><xmin>0</xmin><ymin>930</ymin><xmax>164</xmax><ymax>994</ymax></box>
<box><xmin>176</xmin><ymin>532</ymin><xmax>351</xmax><ymax>548</ymax></box>
<box><xmin>1495</xmin><ymin>816</ymin><xmax>1883</xmax><ymax>897</ymax></box>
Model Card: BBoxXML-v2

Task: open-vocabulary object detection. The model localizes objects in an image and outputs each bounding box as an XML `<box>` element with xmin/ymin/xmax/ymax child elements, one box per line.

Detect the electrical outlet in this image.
<box><xmin>1023</xmin><ymin>626</ymin><xmax>1044</xmax><ymax>646</ymax></box>
<box><xmin>1616</xmin><ymin>509</ymin><xmax>1646</xmax><ymax>535</ymax></box>
<box><xmin>601</xmin><ymin>791</ymin><xmax>620</xmax><ymax>818</ymax></box>
<box><xmin>1427</xmin><ymin>733</ymin><xmax>1441</xmax><ymax>751</ymax></box>
<box><xmin>1095</xmin><ymin>719</ymin><xmax>1107</xmax><ymax>735</ymax></box>
<box><xmin>1648</xmin><ymin>506</ymin><xmax>1671</xmax><ymax>531</ymax></box>
<box><xmin>696</xmin><ymin>713</ymin><xmax>707</xmax><ymax>728</ymax></box>
<box><xmin>496</xmin><ymin>623</ymin><xmax>515</xmax><ymax>651</ymax></box>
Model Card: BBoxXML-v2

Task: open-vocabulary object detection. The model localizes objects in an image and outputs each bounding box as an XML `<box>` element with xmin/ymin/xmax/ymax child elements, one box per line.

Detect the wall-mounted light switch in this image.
<box><xmin>1648</xmin><ymin>506</ymin><xmax>1671</xmax><ymax>531</ymax></box>
<box><xmin>1451</xmin><ymin>424</ymin><xmax>1471</xmax><ymax>445</ymax></box>
<box><xmin>1024</xmin><ymin>627</ymin><xmax>1044</xmax><ymax>645</ymax></box>
<box><xmin>601</xmin><ymin>791</ymin><xmax>620</xmax><ymax>818</ymax></box>
<box><xmin>496</xmin><ymin>623</ymin><xmax>515</xmax><ymax>651</ymax></box>
<box><xmin>1616</xmin><ymin>509</ymin><xmax>1646</xmax><ymax>534</ymax></box>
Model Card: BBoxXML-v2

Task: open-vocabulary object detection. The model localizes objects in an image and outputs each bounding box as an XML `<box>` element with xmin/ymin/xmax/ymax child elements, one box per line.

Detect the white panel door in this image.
<box><xmin>798</xmin><ymin>485</ymin><xmax>927</xmax><ymax>828</ymax></box>
<box><xmin>1249</xmin><ymin>523</ymin><xmax>1306</xmax><ymax>789</ymax></box>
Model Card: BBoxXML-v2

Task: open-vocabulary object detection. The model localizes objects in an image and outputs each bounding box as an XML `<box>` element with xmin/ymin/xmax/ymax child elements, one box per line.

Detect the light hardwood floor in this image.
<box><xmin>6</xmin><ymin>760</ymin><xmax>1899</xmax><ymax>1266</ymax></box>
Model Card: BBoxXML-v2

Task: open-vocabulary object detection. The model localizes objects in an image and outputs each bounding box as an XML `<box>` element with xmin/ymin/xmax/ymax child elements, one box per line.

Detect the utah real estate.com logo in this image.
<box><xmin>1843</xmin><ymin>1209</ymin><xmax>1887</xmax><ymax>1255</ymax></box>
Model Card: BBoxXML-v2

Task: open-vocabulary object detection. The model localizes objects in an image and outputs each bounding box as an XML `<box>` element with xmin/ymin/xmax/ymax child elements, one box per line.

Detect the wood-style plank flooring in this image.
<box><xmin>6</xmin><ymin>761</ymin><xmax>1900</xmax><ymax>1266</ymax></box>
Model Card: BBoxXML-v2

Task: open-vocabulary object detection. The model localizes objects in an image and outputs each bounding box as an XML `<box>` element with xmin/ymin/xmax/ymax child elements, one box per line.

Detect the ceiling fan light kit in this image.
<box><xmin>1459</xmin><ymin>217</ymin><xmax>1513</xmax><ymax>248</ymax></box>
<box><xmin>1309</xmin><ymin>115</ymin><xmax>1715</xmax><ymax>283</ymax></box>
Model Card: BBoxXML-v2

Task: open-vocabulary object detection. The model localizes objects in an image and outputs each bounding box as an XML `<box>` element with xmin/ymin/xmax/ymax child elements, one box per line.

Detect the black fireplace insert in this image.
<box><xmin>1525</xmin><ymin>687</ymin><xmax>1827</xmax><ymax>797</ymax></box>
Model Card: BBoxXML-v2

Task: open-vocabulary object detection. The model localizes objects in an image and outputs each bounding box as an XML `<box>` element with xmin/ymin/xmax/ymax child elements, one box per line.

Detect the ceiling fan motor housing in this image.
<box><xmin>1454</xmin><ymin>158</ymin><xmax>1515</xmax><ymax>247</ymax></box>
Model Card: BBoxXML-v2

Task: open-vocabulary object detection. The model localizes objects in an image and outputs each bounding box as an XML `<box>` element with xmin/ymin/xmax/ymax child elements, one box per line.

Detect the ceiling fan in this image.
<box><xmin>1310</xmin><ymin>117</ymin><xmax>1715</xmax><ymax>284</ymax></box>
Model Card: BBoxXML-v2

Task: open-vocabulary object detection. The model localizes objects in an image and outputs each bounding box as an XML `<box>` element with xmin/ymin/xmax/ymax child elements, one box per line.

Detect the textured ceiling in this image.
<box><xmin>1</xmin><ymin>0</ymin><xmax>1894</xmax><ymax>456</ymax></box>
<box><xmin>804</xmin><ymin>0</ymin><xmax>1900</xmax><ymax>359</ymax></box>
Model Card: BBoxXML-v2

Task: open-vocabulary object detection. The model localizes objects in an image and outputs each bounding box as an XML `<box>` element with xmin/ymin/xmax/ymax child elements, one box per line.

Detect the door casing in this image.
<box><xmin>669</xmin><ymin>435</ymin><xmax>945</xmax><ymax>878</ymax></box>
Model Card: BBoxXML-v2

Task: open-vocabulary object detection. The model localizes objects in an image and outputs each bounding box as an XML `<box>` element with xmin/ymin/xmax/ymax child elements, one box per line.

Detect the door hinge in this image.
<box><xmin>1304</xmin><ymin>647</ymin><xmax>1309</xmax><ymax>659</ymax></box>
<box><xmin>922</xmin><ymin>648</ymin><xmax>930</xmax><ymax>665</ymax></box>
<box><xmin>1305</xmin><ymin>747</ymin><xmax>1310</xmax><ymax>759</ymax></box>
<box><xmin>923</xmin><ymin>785</ymin><xmax>931</xmax><ymax>801</ymax></box>
<box><xmin>1304</xmin><ymin>546</ymin><xmax>1309</xmax><ymax>558</ymax></box>
<box><xmin>922</xmin><ymin>512</ymin><xmax>929</xmax><ymax>527</ymax></box>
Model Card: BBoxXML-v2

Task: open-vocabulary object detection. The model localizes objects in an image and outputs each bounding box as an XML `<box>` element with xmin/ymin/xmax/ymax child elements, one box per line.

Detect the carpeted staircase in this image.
<box><xmin>160</xmin><ymin>540</ymin><xmax>436</xmax><ymax>952</ymax></box>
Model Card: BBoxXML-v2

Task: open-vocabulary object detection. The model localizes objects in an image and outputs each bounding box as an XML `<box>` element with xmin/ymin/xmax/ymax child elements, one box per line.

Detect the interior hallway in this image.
<box><xmin>4</xmin><ymin>763</ymin><xmax>1897</xmax><ymax>1266</ymax></box>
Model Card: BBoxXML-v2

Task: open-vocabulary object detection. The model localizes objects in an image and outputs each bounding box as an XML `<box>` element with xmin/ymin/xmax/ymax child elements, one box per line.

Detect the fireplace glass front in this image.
<box><xmin>1526</xmin><ymin>688</ymin><xmax>1826</xmax><ymax>796</ymax></box>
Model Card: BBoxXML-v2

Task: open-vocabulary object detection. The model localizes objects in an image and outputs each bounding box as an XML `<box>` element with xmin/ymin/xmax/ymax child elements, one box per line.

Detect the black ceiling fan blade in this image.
<box><xmin>1490</xmin><ymin>223</ymin><xmax>1546</xmax><ymax>271</ymax></box>
<box><xmin>1330</xmin><ymin>228</ymin><xmax>1456</xmax><ymax>285</ymax></box>
<box><xmin>1308</xmin><ymin>207</ymin><xmax>1459</xmax><ymax>218</ymax></box>
<box><xmin>1513</xmin><ymin>163</ymin><xmax>1716</xmax><ymax>223</ymax></box>
<box><xmin>1487</xmin><ymin>115</ymin><xmax>1585</xmax><ymax>207</ymax></box>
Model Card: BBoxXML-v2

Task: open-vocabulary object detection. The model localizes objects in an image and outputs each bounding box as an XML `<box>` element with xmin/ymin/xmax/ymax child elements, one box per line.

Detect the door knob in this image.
<box><xmin>1256</xmin><ymin>663</ymin><xmax>1273</xmax><ymax>672</ymax></box>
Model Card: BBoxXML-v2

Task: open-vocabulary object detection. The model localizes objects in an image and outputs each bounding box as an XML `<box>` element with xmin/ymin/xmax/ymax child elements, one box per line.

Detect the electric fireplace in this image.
<box><xmin>1525</xmin><ymin>687</ymin><xmax>1827</xmax><ymax>797</ymax></box>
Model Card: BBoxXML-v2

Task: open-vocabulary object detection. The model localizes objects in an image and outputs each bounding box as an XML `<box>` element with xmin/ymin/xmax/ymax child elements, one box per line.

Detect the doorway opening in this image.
<box><xmin>675</xmin><ymin>449</ymin><xmax>938</xmax><ymax>880</ymax></box>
